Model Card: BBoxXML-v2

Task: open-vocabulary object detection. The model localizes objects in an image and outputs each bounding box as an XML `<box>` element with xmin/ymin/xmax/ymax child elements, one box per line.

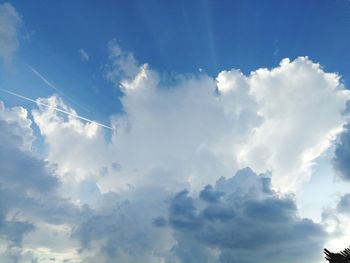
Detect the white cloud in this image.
<box><xmin>320</xmin><ymin>194</ymin><xmax>350</xmax><ymax>255</ymax></box>
<box><xmin>33</xmin><ymin>68</ymin><xmax>259</xmax><ymax>193</ymax></box>
<box><xmin>114</xmin><ymin>56</ymin><xmax>349</xmax><ymax>192</ymax></box>
<box><xmin>0</xmin><ymin>101</ymin><xmax>33</xmax><ymax>151</ymax></box>
<box><xmin>0</xmin><ymin>3</ymin><xmax>22</xmax><ymax>65</ymax></box>
<box><xmin>33</xmin><ymin>53</ymin><xmax>350</xmax><ymax>195</ymax></box>
<box><xmin>32</xmin><ymin>96</ymin><xmax>110</xmax><ymax>186</ymax></box>
<box><xmin>0</xmin><ymin>101</ymin><xmax>85</xmax><ymax>263</ymax></box>
<box><xmin>4</xmin><ymin>42</ymin><xmax>349</xmax><ymax>261</ymax></box>
<box><xmin>237</xmin><ymin>57</ymin><xmax>350</xmax><ymax>190</ymax></box>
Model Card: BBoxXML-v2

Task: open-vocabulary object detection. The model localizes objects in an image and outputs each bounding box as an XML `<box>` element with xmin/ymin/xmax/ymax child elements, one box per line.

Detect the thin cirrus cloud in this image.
<box><xmin>79</xmin><ymin>48</ymin><xmax>89</xmax><ymax>62</ymax></box>
<box><xmin>0</xmin><ymin>2</ymin><xmax>22</xmax><ymax>65</ymax></box>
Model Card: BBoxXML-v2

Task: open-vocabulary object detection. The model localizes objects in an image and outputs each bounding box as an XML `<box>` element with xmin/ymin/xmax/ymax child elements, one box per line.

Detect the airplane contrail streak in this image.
<box><xmin>27</xmin><ymin>65</ymin><xmax>91</xmax><ymax>113</ymax></box>
<box><xmin>0</xmin><ymin>88</ymin><xmax>113</xmax><ymax>130</ymax></box>
<box><xmin>28</xmin><ymin>65</ymin><xmax>64</xmax><ymax>95</ymax></box>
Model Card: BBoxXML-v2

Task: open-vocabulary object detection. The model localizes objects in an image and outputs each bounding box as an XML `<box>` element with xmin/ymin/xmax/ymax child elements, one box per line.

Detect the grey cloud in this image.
<box><xmin>199</xmin><ymin>185</ymin><xmax>224</xmax><ymax>203</ymax></box>
<box><xmin>0</xmin><ymin>144</ymin><xmax>58</xmax><ymax>194</ymax></box>
<box><xmin>54</xmin><ymin>168</ymin><xmax>327</xmax><ymax>263</ymax></box>
<box><xmin>337</xmin><ymin>193</ymin><xmax>350</xmax><ymax>213</ymax></box>
<box><xmin>0</xmin><ymin>102</ymin><xmax>82</xmax><ymax>261</ymax></box>
<box><xmin>333</xmin><ymin>124</ymin><xmax>350</xmax><ymax>180</ymax></box>
<box><xmin>166</xmin><ymin>168</ymin><xmax>326</xmax><ymax>263</ymax></box>
<box><xmin>152</xmin><ymin>216</ymin><xmax>167</xmax><ymax>227</ymax></box>
<box><xmin>0</xmin><ymin>117</ymin><xmax>79</xmax><ymax>224</ymax></box>
<box><xmin>169</xmin><ymin>190</ymin><xmax>202</xmax><ymax>230</ymax></box>
<box><xmin>0</xmin><ymin>117</ymin><xmax>55</xmax><ymax>246</ymax></box>
<box><xmin>1</xmin><ymin>221</ymin><xmax>34</xmax><ymax>246</ymax></box>
<box><xmin>201</xmin><ymin>205</ymin><xmax>235</xmax><ymax>222</ymax></box>
<box><xmin>72</xmin><ymin>189</ymin><xmax>175</xmax><ymax>263</ymax></box>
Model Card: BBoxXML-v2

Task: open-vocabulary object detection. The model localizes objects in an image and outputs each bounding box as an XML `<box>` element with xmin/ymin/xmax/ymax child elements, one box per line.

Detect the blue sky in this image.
<box><xmin>14</xmin><ymin>0</ymin><xmax>350</xmax><ymax>74</ymax></box>
<box><xmin>1</xmin><ymin>1</ymin><xmax>350</xmax><ymax>262</ymax></box>
<box><xmin>4</xmin><ymin>0</ymin><xmax>350</xmax><ymax>120</ymax></box>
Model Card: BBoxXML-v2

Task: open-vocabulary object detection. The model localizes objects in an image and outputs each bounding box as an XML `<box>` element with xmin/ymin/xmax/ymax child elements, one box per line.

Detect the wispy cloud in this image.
<box><xmin>0</xmin><ymin>3</ymin><xmax>22</xmax><ymax>66</ymax></box>
<box><xmin>79</xmin><ymin>48</ymin><xmax>89</xmax><ymax>62</ymax></box>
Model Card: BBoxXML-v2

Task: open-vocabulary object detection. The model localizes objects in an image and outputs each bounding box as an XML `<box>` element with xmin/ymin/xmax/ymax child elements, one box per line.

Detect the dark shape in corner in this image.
<box><xmin>324</xmin><ymin>247</ymin><xmax>350</xmax><ymax>263</ymax></box>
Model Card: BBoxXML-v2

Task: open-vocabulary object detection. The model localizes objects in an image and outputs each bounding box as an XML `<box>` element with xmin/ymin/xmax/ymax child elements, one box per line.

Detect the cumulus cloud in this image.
<box><xmin>110</xmin><ymin>54</ymin><xmax>349</xmax><ymax>192</ymax></box>
<box><xmin>0</xmin><ymin>101</ymin><xmax>83</xmax><ymax>262</ymax></box>
<box><xmin>72</xmin><ymin>189</ymin><xmax>176</xmax><ymax>263</ymax></box>
<box><xmin>0</xmin><ymin>2</ymin><xmax>22</xmax><ymax>65</ymax></box>
<box><xmin>239</xmin><ymin>58</ymin><xmax>349</xmax><ymax>190</ymax></box>
<box><xmin>32</xmin><ymin>95</ymin><xmax>113</xmax><ymax>194</ymax></box>
<box><xmin>0</xmin><ymin>101</ymin><xmax>49</xmax><ymax>255</ymax></box>
<box><xmin>33</xmin><ymin>44</ymin><xmax>350</xmax><ymax>194</ymax></box>
<box><xmin>163</xmin><ymin>168</ymin><xmax>326</xmax><ymax>263</ymax></box>
<box><xmin>4</xmin><ymin>42</ymin><xmax>349</xmax><ymax>261</ymax></box>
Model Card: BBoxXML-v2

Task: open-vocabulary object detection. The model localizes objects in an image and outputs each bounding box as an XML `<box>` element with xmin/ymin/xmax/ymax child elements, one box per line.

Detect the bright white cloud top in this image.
<box><xmin>1</xmin><ymin>2</ymin><xmax>350</xmax><ymax>263</ymax></box>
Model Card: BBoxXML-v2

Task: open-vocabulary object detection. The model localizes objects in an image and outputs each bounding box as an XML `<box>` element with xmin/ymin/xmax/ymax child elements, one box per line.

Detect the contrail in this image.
<box><xmin>28</xmin><ymin>65</ymin><xmax>64</xmax><ymax>95</ymax></box>
<box><xmin>0</xmin><ymin>88</ymin><xmax>113</xmax><ymax>130</ymax></box>
<box><xmin>27</xmin><ymin>65</ymin><xmax>91</xmax><ymax>113</ymax></box>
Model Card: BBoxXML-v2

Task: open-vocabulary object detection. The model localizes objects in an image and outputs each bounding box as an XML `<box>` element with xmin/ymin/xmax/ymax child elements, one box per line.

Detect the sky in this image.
<box><xmin>1</xmin><ymin>0</ymin><xmax>350</xmax><ymax>262</ymax></box>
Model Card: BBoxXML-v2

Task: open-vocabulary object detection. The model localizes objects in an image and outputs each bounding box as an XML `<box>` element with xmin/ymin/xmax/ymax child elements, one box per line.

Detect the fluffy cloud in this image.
<box><xmin>0</xmin><ymin>101</ymin><xmax>83</xmax><ymax>262</ymax></box>
<box><xmin>162</xmin><ymin>168</ymin><xmax>326</xmax><ymax>263</ymax></box>
<box><xmin>33</xmin><ymin>44</ymin><xmax>350</xmax><ymax>195</ymax></box>
<box><xmin>239</xmin><ymin>58</ymin><xmax>350</xmax><ymax>190</ymax></box>
<box><xmin>320</xmin><ymin>193</ymin><xmax>350</xmax><ymax>255</ymax></box>
<box><xmin>0</xmin><ymin>101</ymin><xmax>49</xmax><ymax>256</ymax></box>
<box><xmin>72</xmin><ymin>189</ymin><xmax>176</xmax><ymax>263</ymax></box>
<box><xmin>3</xmin><ymin>42</ymin><xmax>349</xmax><ymax>261</ymax></box>
<box><xmin>31</xmin><ymin>95</ymin><xmax>115</xmax><ymax>204</ymax></box>
<box><xmin>110</xmin><ymin>53</ymin><xmax>349</xmax><ymax>192</ymax></box>
<box><xmin>0</xmin><ymin>2</ymin><xmax>22</xmax><ymax>65</ymax></box>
